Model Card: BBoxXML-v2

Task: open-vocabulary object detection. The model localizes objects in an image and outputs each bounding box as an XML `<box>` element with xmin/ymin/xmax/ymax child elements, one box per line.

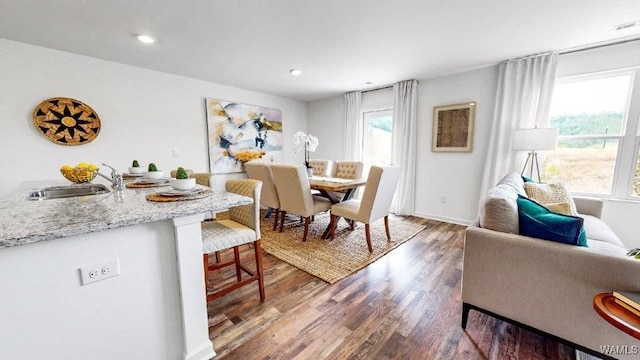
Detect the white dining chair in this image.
<box><xmin>332</xmin><ymin>161</ymin><xmax>364</xmax><ymax>179</ymax></box>
<box><xmin>244</xmin><ymin>162</ymin><xmax>280</xmax><ymax>231</ymax></box>
<box><xmin>271</xmin><ymin>164</ymin><xmax>332</xmax><ymax>242</ymax></box>
<box><xmin>201</xmin><ymin>179</ymin><xmax>265</xmax><ymax>302</ymax></box>
<box><xmin>329</xmin><ymin>165</ymin><xmax>402</xmax><ymax>252</ymax></box>
<box><xmin>308</xmin><ymin>159</ymin><xmax>334</xmax><ymax>177</ymax></box>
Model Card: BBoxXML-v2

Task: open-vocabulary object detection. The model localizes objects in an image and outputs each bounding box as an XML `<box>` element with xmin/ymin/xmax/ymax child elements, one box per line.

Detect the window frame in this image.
<box><xmin>548</xmin><ymin>67</ymin><xmax>640</xmax><ymax>199</ymax></box>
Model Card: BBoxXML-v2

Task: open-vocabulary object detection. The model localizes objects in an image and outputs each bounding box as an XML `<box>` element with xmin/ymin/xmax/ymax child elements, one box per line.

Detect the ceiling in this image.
<box><xmin>1</xmin><ymin>0</ymin><xmax>639</xmax><ymax>102</ymax></box>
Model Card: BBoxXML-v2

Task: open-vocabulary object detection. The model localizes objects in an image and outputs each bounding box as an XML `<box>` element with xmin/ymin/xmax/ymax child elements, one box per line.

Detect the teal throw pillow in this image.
<box><xmin>517</xmin><ymin>195</ymin><xmax>588</xmax><ymax>247</ymax></box>
<box><xmin>521</xmin><ymin>175</ymin><xmax>534</xmax><ymax>183</ymax></box>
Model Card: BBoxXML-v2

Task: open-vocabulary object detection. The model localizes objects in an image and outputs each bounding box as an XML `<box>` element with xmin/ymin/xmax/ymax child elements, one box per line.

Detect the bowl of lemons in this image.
<box><xmin>60</xmin><ymin>162</ymin><xmax>99</xmax><ymax>183</ymax></box>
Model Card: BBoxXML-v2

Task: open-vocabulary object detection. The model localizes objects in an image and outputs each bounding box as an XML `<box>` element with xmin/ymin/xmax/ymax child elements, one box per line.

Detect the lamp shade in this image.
<box><xmin>513</xmin><ymin>128</ymin><xmax>558</xmax><ymax>151</ymax></box>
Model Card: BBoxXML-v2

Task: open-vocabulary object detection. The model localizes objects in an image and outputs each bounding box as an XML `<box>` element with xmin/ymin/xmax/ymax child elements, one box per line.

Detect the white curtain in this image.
<box><xmin>479</xmin><ymin>52</ymin><xmax>558</xmax><ymax>198</ymax></box>
<box><xmin>391</xmin><ymin>79</ymin><xmax>418</xmax><ymax>215</ymax></box>
<box><xmin>344</xmin><ymin>91</ymin><xmax>362</xmax><ymax>160</ymax></box>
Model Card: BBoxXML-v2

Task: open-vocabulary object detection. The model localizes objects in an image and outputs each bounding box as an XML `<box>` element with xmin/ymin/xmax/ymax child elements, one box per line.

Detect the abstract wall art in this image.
<box><xmin>206</xmin><ymin>99</ymin><xmax>283</xmax><ymax>173</ymax></box>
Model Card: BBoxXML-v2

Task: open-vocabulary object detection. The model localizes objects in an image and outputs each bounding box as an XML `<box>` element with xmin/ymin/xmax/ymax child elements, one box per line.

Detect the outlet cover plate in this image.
<box><xmin>80</xmin><ymin>260</ymin><xmax>120</xmax><ymax>286</ymax></box>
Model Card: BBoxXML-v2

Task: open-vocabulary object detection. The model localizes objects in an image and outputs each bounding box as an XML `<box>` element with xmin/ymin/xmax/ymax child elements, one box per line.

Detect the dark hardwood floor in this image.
<box><xmin>206</xmin><ymin>216</ymin><xmax>577</xmax><ymax>359</ymax></box>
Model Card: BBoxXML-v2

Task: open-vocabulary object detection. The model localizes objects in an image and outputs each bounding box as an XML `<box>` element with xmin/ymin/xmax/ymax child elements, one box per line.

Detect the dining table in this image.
<box><xmin>308</xmin><ymin>175</ymin><xmax>367</xmax><ymax>239</ymax></box>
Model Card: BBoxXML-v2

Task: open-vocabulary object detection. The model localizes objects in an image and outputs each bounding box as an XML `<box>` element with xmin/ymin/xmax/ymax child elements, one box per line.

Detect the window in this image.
<box><xmin>362</xmin><ymin>109</ymin><xmax>393</xmax><ymax>166</ymax></box>
<box><xmin>541</xmin><ymin>68</ymin><xmax>640</xmax><ymax>197</ymax></box>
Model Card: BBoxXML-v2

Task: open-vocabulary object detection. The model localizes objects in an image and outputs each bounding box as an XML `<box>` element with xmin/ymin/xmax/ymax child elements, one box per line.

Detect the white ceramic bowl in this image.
<box><xmin>145</xmin><ymin>171</ymin><xmax>165</xmax><ymax>179</ymax></box>
<box><xmin>128</xmin><ymin>166</ymin><xmax>145</xmax><ymax>174</ymax></box>
<box><xmin>170</xmin><ymin>178</ymin><xmax>196</xmax><ymax>190</ymax></box>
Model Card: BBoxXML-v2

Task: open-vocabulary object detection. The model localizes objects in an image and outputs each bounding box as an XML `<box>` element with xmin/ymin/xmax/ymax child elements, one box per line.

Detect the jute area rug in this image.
<box><xmin>258</xmin><ymin>211</ymin><xmax>426</xmax><ymax>284</ymax></box>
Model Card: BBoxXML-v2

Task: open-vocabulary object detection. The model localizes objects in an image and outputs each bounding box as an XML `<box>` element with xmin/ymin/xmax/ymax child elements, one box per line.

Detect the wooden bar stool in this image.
<box><xmin>201</xmin><ymin>179</ymin><xmax>265</xmax><ymax>302</ymax></box>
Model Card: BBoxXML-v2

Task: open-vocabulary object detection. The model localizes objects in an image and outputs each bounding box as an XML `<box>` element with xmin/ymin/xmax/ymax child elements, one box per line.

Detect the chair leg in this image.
<box><xmin>384</xmin><ymin>215</ymin><xmax>391</xmax><ymax>241</ymax></box>
<box><xmin>203</xmin><ymin>253</ymin><xmax>209</xmax><ymax>284</ymax></box>
<box><xmin>215</xmin><ymin>251</ymin><xmax>221</xmax><ymax>264</ymax></box>
<box><xmin>254</xmin><ymin>240</ymin><xmax>265</xmax><ymax>301</ymax></box>
<box><xmin>302</xmin><ymin>217</ymin><xmax>310</xmax><ymax>242</ymax></box>
<box><xmin>233</xmin><ymin>247</ymin><xmax>242</xmax><ymax>282</ymax></box>
<box><xmin>279</xmin><ymin>211</ymin><xmax>286</xmax><ymax>232</ymax></box>
<box><xmin>365</xmin><ymin>224</ymin><xmax>373</xmax><ymax>252</ymax></box>
<box><xmin>349</xmin><ymin>220</ymin><xmax>355</xmax><ymax>230</ymax></box>
<box><xmin>330</xmin><ymin>214</ymin><xmax>336</xmax><ymax>239</ymax></box>
<box><xmin>273</xmin><ymin>208</ymin><xmax>279</xmax><ymax>231</ymax></box>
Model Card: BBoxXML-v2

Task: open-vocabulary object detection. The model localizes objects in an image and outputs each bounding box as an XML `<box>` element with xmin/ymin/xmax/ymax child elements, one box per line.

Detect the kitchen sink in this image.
<box><xmin>26</xmin><ymin>183</ymin><xmax>110</xmax><ymax>200</ymax></box>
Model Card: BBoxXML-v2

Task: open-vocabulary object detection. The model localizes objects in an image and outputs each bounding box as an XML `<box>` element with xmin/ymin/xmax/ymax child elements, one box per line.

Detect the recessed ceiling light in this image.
<box><xmin>137</xmin><ymin>34</ymin><xmax>155</xmax><ymax>44</ymax></box>
<box><xmin>614</xmin><ymin>20</ymin><xmax>640</xmax><ymax>31</ymax></box>
<box><xmin>290</xmin><ymin>69</ymin><xmax>302</xmax><ymax>76</ymax></box>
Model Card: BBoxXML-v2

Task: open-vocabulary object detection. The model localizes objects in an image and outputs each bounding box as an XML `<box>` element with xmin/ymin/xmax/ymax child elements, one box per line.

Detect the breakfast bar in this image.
<box><xmin>0</xmin><ymin>179</ymin><xmax>252</xmax><ymax>360</ymax></box>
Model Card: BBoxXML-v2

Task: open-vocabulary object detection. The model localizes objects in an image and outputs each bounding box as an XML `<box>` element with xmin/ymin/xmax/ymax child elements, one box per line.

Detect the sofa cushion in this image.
<box><xmin>498</xmin><ymin>172</ymin><xmax>527</xmax><ymax>196</ymax></box>
<box><xmin>581</xmin><ymin>214</ymin><xmax>625</xmax><ymax>248</ymax></box>
<box><xmin>479</xmin><ymin>173</ymin><xmax>526</xmax><ymax>234</ymax></box>
<box><xmin>517</xmin><ymin>195</ymin><xmax>587</xmax><ymax>247</ymax></box>
<box><xmin>586</xmin><ymin>239</ymin><xmax>628</xmax><ymax>257</ymax></box>
<box><xmin>524</xmin><ymin>181</ymin><xmax>578</xmax><ymax>215</ymax></box>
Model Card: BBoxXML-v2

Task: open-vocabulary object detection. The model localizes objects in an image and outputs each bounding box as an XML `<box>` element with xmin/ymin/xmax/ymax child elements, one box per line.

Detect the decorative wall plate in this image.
<box><xmin>32</xmin><ymin>97</ymin><xmax>101</xmax><ymax>145</ymax></box>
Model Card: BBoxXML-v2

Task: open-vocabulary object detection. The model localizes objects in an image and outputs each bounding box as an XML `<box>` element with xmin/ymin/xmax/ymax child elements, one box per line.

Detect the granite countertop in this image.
<box><xmin>0</xmin><ymin>179</ymin><xmax>252</xmax><ymax>249</ymax></box>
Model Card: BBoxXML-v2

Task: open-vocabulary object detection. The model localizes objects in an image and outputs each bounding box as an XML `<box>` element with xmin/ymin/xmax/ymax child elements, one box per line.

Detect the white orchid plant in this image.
<box><xmin>293</xmin><ymin>131</ymin><xmax>319</xmax><ymax>168</ymax></box>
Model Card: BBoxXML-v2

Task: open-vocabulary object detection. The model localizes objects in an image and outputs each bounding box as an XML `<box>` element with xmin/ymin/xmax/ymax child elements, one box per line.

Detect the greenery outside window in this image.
<box><xmin>542</xmin><ymin>68</ymin><xmax>640</xmax><ymax>197</ymax></box>
<box><xmin>362</xmin><ymin>109</ymin><xmax>393</xmax><ymax>166</ymax></box>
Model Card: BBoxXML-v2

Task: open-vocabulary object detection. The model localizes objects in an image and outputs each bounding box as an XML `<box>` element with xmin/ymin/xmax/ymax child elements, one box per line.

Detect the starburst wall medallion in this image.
<box><xmin>32</xmin><ymin>97</ymin><xmax>101</xmax><ymax>145</ymax></box>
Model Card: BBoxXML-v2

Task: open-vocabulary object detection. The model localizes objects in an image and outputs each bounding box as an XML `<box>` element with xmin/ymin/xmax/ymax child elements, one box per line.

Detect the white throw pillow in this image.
<box><xmin>524</xmin><ymin>182</ymin><xmax>578</xmax><ymax>216</ymax></box>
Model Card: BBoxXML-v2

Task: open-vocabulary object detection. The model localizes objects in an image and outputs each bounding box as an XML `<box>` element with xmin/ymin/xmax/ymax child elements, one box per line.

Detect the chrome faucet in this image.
<box><xmin>91</xmin><ymin>163</ymin><xmax>124</xmax><ymax>190</ymax></box>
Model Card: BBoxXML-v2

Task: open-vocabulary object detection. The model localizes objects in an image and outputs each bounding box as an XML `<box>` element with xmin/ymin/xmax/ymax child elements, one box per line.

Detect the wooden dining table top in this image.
<box><xmin>308</xmin><ymin>176</ymin><xmax>366</xmax><ymax>192</ymax></box>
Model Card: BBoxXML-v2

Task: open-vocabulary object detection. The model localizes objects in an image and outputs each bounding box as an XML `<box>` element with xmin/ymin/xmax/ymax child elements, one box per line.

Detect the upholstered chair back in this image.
<box><xmin>271</xmin><ymin>164</ymin><xmax>315</xmax><ymax>217</ymax></box>
<box><xmin>225</xmin><ymin>179</ymin><xmax>262</xmax><ymax>239</ymax></box>
<box><xmin>244</xmin><ymin>162</ymin><xmax>279</xmax><ymax>210</ymax></box>
<box><xmin>308</xmin><ymin>159</ymin><xmax>334</xmax><ymax>177</ymax></box>
<box><xmin>190</xmin><ymin>173</ymin><xmax>214</xmax><ymax>187</ymax></box>
<box><xmin>357</xmin><ymin>165</ymin><xmax>402</xmax><ymax>223</ymax></box>
<box><xmin>333</xmin><ymin>161</ymin><xmax>364</xmax><ymax>179</ymax></box>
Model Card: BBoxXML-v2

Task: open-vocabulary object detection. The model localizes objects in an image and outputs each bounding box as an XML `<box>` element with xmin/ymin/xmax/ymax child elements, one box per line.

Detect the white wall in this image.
<box><xmin>0</xmin><ymin>39</ymin><xmax>307</xmax><ymax>191</ymax></box>
<box><xmin>307</xmin><ymin>96</ymin><xmax>344</xmax><ymax>161</ymax></box>
<box><xmin>414</xmin><ymin>67</ymin><xmax>499</xmax><ymax>224</ymax></box>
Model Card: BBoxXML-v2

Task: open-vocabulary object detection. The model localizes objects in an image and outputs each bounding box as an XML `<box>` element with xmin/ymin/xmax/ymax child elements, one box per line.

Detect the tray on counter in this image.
<box><xmin>146</xmin><ymin>189</ymin><xmax>213</xmax><ymax>202</ymax></box>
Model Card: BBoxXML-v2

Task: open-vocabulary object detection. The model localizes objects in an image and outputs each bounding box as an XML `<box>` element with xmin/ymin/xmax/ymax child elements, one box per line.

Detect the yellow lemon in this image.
<box><xmin>76</xmin><ymin>162</ymin><xmax>89</xmax><ymax>169</ymax></box>
<box><xmin>60</xmin><ymin>164</ymin><xmax>73</xmax><ymax>170</ymax></box>
<box><xmin>88</xmin><ymin>164</ymin><xmax>98</xmax><ymax>171</ymax></box>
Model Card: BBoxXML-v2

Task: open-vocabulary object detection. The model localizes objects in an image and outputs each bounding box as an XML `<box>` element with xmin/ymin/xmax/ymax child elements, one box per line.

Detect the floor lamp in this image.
<box><xmin>513</xmin><ymin>128</ymin><xmax>558</xmax><ymax>182</ymax></box>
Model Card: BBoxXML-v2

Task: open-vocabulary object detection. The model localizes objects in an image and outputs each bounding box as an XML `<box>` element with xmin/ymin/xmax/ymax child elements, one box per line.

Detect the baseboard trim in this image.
<box><xmin>462</xmin><ymin>302</ymin><xmax>614</xmax><ymax>360</ymax></box>
<box><xmin>183</xmin><ymin>340</ymin><xmax>216</xmax><ymax>360</ymax></box>
<box><xmin>413</xmin><ymin>212</ymin><xmax>471</xmax><ymax>226</ymax></box>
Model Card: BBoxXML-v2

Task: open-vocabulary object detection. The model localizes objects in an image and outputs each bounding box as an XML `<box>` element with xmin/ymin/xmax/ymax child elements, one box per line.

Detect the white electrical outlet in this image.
<box><xmin>80</xmin><ymin>260</ymin><xmax>120</xmax><ymax>286</ymax></box>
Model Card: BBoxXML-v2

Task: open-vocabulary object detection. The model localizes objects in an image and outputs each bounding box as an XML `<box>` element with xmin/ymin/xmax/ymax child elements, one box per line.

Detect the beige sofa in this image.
<box><xmin>463</xmin><ymin>173</ymin><xmax>640</xmax><ymax>359</ymax></box>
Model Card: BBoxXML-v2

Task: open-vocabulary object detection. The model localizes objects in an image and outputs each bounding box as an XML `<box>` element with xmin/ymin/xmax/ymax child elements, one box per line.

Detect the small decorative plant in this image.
<box><xmin>132</xmin><ymin>160</ymin><xmax>140</xmax><ymax>167</ymax></box>
<box><xmin>176</xmin><ymin>167</ymin><xmax>189</xmax><ymax>179</ymax></box>
<box><xmin>148</xmin><ymin>163</ymin><xmax>158</xmax><ymax>172</ymax></box>
<box><xmin>293</xmin><ymin>131</ymin><xmax>319</xmax><ymax>168</ymax></box>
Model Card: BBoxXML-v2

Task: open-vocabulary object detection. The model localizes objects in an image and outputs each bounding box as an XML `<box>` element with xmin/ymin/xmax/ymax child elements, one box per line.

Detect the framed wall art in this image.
<box><xmin>432</xmin><ymin>102</ymin><xmax>476</xmax><ymax>152</ymax></box>
<box><xmin>205</xmin><ymin>98</ymin><xmax>283</xmax><ymax>174</ymax></box>
<box><xmin>32</xmin><ymin>97</ymin><xmax>101</xmax><ymax>145</ymax></box>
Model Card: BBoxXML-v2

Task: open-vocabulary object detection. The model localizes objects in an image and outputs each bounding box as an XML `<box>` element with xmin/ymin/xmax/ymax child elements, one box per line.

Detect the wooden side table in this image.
<box><xmin>594</xmin><ymin>292</ymin><xmax>640</xmax><ymax>340</ymax></box>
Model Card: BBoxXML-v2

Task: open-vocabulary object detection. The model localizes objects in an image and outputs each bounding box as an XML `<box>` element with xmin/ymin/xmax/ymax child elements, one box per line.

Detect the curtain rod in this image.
<box><xmin>361</xmin><ymin>85</ymin><xmax>393</xmax><ymax>93</ymax></box>
<box><xmin>559</xmin><ymin>36</ymin><xmax>640</xmax><ymax>55</ymax></box>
